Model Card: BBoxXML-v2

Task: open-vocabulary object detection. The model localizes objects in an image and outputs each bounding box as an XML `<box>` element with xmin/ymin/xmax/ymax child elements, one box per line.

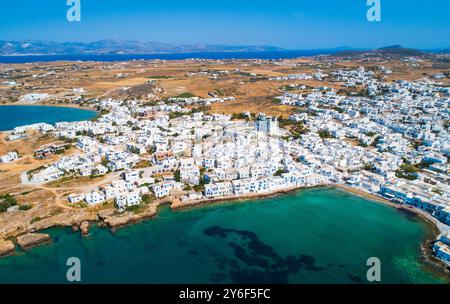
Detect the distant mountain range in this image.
<box><xmin>0</xmin><ymin>39</ymin><xmax>287</xmax><ymax>56</ymax></box>
<box><xmin>0</xmin><ymin>40</ymin><xmax>447</xmax><ymax>56</ymax></box>
<box><xmin>334</xmin><ymin>45</ymin><xmax>429</xmax><ymax>57</ymax></box>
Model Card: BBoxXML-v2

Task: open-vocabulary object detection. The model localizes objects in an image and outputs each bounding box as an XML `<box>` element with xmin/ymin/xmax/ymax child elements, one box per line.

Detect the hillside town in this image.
<box><xmin>1</xmin><ymin>58</ymin><xmax>449</xmax><ymax>268</ymax></box>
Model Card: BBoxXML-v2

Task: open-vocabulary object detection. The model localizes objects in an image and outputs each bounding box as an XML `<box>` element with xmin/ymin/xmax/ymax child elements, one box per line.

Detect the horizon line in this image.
<box><xmin>1</xmin><ymin>39</ymin><xmax>449</xmax><ymax>52</ymax></box>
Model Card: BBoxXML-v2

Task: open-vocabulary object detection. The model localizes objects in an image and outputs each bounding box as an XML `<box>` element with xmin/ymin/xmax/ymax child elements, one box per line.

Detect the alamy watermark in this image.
<box><xmin>366</xmin><ymin>257</ymin><xmax>381</xmax><ymax>282</ymax></box>
<box><xmin>67</xmin><ymin>0</ymin><xmax>81</xmax><ymax>22</ymax></box>
<box><xmin>63</xmin><ymin>256</ymin><xmax>379</xmax><ymax>282</ymax></box>
<box><xmin>66</xmin><ymin>257</ymin><xmax>81</xmax><ymax>282</ymax></box>
<box><xmin>367</xmin><ymin>0</ymin><xmax>382</xmax><ymax>22</ymax></box>
<box><xmin>66</xmin><ymin>1</ymin><xmax>380</xmax><ymax>23</ymax></box>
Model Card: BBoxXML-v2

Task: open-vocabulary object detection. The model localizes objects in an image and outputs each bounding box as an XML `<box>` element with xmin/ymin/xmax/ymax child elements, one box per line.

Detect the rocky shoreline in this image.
<box><xmin>0</xmin><ymin>184</ymin><xmax>448</xmax><ymax>279</ymax></box>
<box><xmin>79</xmin><ymin>221</ymin><xmax>90</xmax><ymax>237</ymax></box>
<box><xmin>0</xmin><ymin>239</ymin><xmax>15</xmax><ymax>257</ymax></box>
<box><xmin>16</xmin><ymin>233</ymin><xmax>51</xmax><ymax>250</ymax></box>
<box><xmin>170</xmin><ymin>184</ymin><xmax>325</xmax><ymax>211</ymax></box>
<box><xmin>417</xmin><ymin>215</ymin><xmax>450</xmax><ymax>276</ymax></box>
<box><xmin>101</xmin><ymin>205</ymin><xmax>158</xmax><ymax>231</ymax></box>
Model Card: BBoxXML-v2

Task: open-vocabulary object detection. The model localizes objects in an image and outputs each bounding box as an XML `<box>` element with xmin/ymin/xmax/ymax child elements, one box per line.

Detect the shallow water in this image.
<box><xmin>0</xmin><ymin>188</ymin><xmax>445</xmax><ymax>284</ymax></box>
<box><xmin>0</xmin><ymin>105</ymin><xmax>97</xmax><ymax>131</ymax></box>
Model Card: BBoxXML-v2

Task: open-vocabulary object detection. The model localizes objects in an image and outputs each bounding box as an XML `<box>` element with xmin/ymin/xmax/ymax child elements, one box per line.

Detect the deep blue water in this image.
<box><xmin>0</xmin><ymin>50</ymin><xmax>338</xmax><ymax>64</ymax></box>
<box><xmin>0</xmin><ymin>105</ymin><xmax>97</xmax><ymax>131</ymax></box>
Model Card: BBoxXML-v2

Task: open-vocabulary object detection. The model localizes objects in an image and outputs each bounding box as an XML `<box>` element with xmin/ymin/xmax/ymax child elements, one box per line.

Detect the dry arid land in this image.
<box><xmin>0</xmin><ymin>53</ymin><xmax>449</xmax><ymax>274</ymax></box>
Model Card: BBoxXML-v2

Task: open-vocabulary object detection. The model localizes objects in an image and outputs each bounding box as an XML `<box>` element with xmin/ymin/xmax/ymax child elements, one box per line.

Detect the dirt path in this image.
<box><xmin>19</xmin><ymin>171</ymin><xmax>121</xmax><ymax>210</ymax></box>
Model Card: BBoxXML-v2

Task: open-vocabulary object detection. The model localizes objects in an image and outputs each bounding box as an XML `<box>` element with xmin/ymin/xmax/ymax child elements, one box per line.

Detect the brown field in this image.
<box><xmin>0</xmin><ymin>54</ymin><xmax>449</xmax><ymax>241</ymax></box>
<box><xmin>2</xmin><ymin>55</ymin><xmax>448</xmax><ymax>114</ymax></box>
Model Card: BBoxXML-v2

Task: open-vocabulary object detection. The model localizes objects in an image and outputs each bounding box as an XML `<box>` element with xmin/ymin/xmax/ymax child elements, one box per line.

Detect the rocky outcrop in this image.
<box><xmin>104</xmin><ymin>213</ymin><xmax>142</xmax><ymax>228</ymax></box>
<box><xmin>80</xmin><ymin>221</ymin><xmax>90</xmax><ymax>237</ymax></box>
<box><xmin>17</xmin><ymin>233</ymin><xmax>51</xmax><ymax>250</ymax></box>
<box><xmin>0</xmin><ymin>239</ymin><xmax>15</xmax><ymax>257</ymax></box>
<box><xmin>97</xmin><ymin>209</ymin><xmax>116</xmax><ymax>220</ymax></box>
<box><xmin>0</xmin><ymin>207</ymin><xmax>99</xmax><ymax>243</ymax></box>
<box><xmin>103</xmin><ymin>207</ymin><xmax>157</xmax><ymax>229</ymax></box>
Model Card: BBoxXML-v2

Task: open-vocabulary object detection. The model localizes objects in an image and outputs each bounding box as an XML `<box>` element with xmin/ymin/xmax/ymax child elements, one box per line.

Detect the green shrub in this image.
<box><xmin>0</xmin><ymin>194</ymin><xmax>17</xmax><ymax>212</ymax></box>
<box><xmin>30</xmin><ymin>216</ymin><xmax>42</xmax><ymax>224</ymax></box>
<box><xmin>19</xmin><ymin>204</ymin><xmax>32</xmax><ymax>211</ymax></box>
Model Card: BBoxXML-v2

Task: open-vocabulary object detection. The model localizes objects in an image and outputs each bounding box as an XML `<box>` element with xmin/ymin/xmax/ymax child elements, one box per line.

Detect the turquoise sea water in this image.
<box><xmin>0</xmin><ymin>188</ymin><xmax>446</xmax><ymax>284</ymax></box>
<box><xmin>0</xmin><ymin>105</ymin><xmax>97</xmax><ymax>131</ymax></box>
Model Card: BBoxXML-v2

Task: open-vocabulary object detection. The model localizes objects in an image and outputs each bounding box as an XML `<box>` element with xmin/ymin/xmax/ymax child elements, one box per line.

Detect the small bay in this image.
<box><xmin>0</xmin><ymin>105</ymin><xmax>97</xmax><ymax>131</ymax></box>
<box><xmin>0</xmin><ymin>188</ymin><xmax>445</xmax><ymax>284</ymax></box>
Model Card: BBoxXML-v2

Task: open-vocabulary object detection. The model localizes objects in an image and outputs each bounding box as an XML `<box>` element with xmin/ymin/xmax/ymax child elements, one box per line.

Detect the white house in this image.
<box><xmin>152</xmin><ymin>183</ymin><xmax>170</xmax><ymax>198</ymax></box>
<box><xmin>67</xmin><ymin>193</ymin><xmax>85</xmax><ymax>204</ymax></box>
<box><xmin>0</xmin><ymin>151</ymin><xmax>19</xmax><ymax>163</ymax></box>
<box><xmin>84</xmin><ymin>191</ymin><xmax>106</xmax><ymax>206</ymax></box>
<box><xmin>204</xmin><ymin>182</ymin><xmax>233</xmax><ymax>198</ymax></box>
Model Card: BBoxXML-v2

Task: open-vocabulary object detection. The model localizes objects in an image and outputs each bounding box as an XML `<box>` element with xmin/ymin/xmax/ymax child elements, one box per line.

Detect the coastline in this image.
<box><xmin>165</xmin><ymin>183</ymin><xmax>449</xmax><ymax>278</ymax></box>
<box><xmin>0</xmin><ymin>183</ymin><xmax>448</xmax><ymax>280</ymax></box>
<box><xmin>335</xmin><ymin>184</ymin><xmax>449</xmax><ymax>277</ymax></box>
<box><xmin>0</xmin><ymin>103</ymin><xmax>99</xmax><ymax>133</ymax></box>
<box><xmin>0</xmin><ymin>50</ymin><xmax>326</xmax><ymax>64</ymax></box>
<box><xmin>0</xmin><ymin>102</ymin><xmax>98</xmax><ymax>112</ymax></box>
<box><xmin>170</xmin><ymin>184</ymin><xmax>324</xmax><ymax>211</ymax></box>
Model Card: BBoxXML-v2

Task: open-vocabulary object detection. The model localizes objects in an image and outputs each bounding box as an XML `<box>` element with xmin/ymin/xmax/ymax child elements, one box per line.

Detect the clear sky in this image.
<box><xmin>0</xmin><ymin>0</ymin><xmax>449</xmax><ymax>49</ymax></box>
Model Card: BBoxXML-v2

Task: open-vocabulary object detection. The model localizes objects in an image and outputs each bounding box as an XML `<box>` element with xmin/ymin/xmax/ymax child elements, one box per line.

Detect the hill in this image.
<box><xmin>0</xmin><ymin>39</ymin><xmax>287</xmax><ymax>56</ymax></box>
<box><xmin>334</xmin><ymin>45</ymin><xmax>426</xmax><ymax>57</ymax></box>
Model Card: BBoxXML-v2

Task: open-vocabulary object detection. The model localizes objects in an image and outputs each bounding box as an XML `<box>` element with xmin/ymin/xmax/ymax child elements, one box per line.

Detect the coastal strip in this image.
<box><xmin>0</xmin><ymin>184</ymin><xmax>448</xmax><ymax>279</ymax></box>
<box><xmin>170</xmin><ymin>185</ymin><xmax>319</xmax><ymax>211</ymax></box>
<box><xmin>0</xmin><ymin>102</ymin><xmax>98</xmax><ymax>112</ymax></box>
<box><xmin>0</xmin><ymin>239</ymin><xmax>15</xmax><ymax>257</ymax></box>
<box><xmin>335</xmin><ymin>184</ymin><xmax>450</xmax><ymax>275</ymax></box>
<box><xmin>16</xmin><ymin>233</ymin><xmax>51</xmax><ymax>250</ymax></box>
<box><xmin>170</xmin><ymin>183</ymin><xmax>450</xmax><ymax>276</ymax></box>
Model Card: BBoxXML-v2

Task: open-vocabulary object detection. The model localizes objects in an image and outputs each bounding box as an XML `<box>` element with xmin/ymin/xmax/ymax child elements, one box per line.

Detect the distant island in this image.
<box><xmin>2</xmin><ymin>40</ymin><xmax>449</xmax><ymax>58</ymax></box>
<box><xmin>334</xmin><ymin>45</ymin><xmax>426</xmax><ymax>57</ymax></box>
<box><xmin>0</xmin><ymin>45</ymin><xmax>449</xmax><ymax>282</ymax></box>
<box><xmin>0</xmin><ymin>39</ymin><xmax>287</xmax><ymax>56</ymax></box>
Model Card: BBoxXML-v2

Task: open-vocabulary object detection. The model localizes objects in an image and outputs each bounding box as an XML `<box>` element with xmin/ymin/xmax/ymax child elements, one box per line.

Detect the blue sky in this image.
<box><xmin>0</xmin><ymin>0</ymin><xmax>449</xmax><ymax>49</ymax></box>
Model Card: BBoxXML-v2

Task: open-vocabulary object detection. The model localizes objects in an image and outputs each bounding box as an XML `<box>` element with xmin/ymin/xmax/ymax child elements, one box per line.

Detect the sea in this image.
<box><xmin>0</xmin><ymin>50</ymin><xmax>337</xmax><ymax>64</ymax></box>
<box><xmin>0</xmin><ymin>105</ymin><xmax>97</xmax><ymax>131</ymax></box>
<box><xmin>0</xmin><ymin>188</ymin><xmax>446</xmax><ymax>284</ymax></box>
<box><xmin>0</xmin><ymin>72</ymin><xmax>446</xmax><ymax>284</ymax></box>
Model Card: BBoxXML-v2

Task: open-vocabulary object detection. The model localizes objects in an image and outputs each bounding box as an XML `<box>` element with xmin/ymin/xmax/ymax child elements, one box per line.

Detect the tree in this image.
<box><xmin>274</xmin><ymin>169</ymin><xmax>285</xmax><ymax>176</ymax></box>
<box><xmin>318</xmin><ymin>130</ymin><xmax>333</xmax><ymax>139</ymax></box>
<box><xmin>0</xmin><ymin>194</ymin><xmax>17</xmax><ymax>212</ymax></box>
<box><xmin>174</xmin><ymin>170</ymin><xmax>181</xmax><ymax>182</ymax></box>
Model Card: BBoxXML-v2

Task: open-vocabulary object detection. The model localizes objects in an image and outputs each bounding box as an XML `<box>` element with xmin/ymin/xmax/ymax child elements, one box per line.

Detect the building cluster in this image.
<box><xmin>23</xmin><ymin>101</ymin><xmax>331</xmax><ymax>211</ymax></box>
<box><xmin>270</xmin><ymin>72</ymin><xmax>327</xmax><ymax>81</ymax></box>
<box><xmin>19</xmin><ymin>93</ymin><xmax>50</xmax><ymax>103</ymax></box>
<box><xmin>6</xmin><ymin>64</ymin><xmax>449</xmax><ymax>265</ymax></box>
<box><xmin>167</xmin><ymin>96</ymin><xmax>235</xmax><ymax>106</ymax></box>
<box><xmin>272</xmin><ymin>66</ymin><xmax>450</xmax><ymax>264</ymax></box>
<box><xmin>433</xmin><ymin>233</ymin><xmax>450</xmax><ymax>266</ymax></box>
<box><xmin>0</xmin><ymin>151</ymin><xmax>19</xmax><ymax>163</ymax></box>
<box><xmin>68</xmin><ymin>169</ymin><xmax>155</xmax><ymax>210</ymax></box>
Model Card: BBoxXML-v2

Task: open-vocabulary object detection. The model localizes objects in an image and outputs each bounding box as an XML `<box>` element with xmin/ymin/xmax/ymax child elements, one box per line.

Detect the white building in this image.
<box><xmin>84</xmin><ymin>191</ymin><xmax>106</xmax><ymax>206</ymax></box>
<box><xmin>0</xmin><ymin>151</ymin><xmax>19</xmax><ymax>163</ymax></box>
<box><xmin>255</xmin><ymin>113</ymin><xmax>279</xmax><ymax>136</ymax></box>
